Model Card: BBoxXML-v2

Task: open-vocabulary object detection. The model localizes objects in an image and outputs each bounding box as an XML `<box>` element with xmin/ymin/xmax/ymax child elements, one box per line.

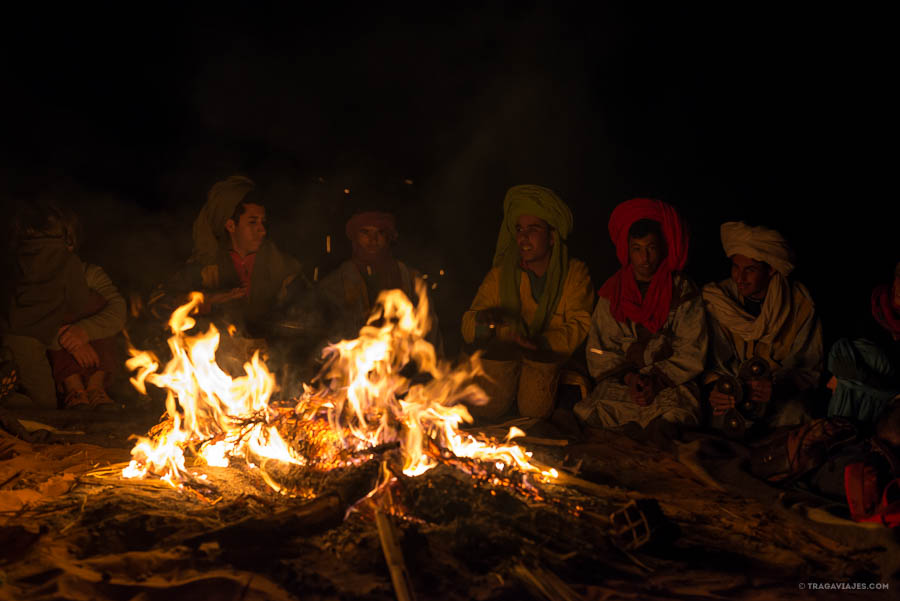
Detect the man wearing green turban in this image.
<box><xmin>462</xmin><ymin>185</ymin><xmax>594</xmax><ymax>420</ymax></box>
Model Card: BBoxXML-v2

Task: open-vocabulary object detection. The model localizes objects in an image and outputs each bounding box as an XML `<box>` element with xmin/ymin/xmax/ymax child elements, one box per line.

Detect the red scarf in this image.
<box><xmin>229</xmin><ymin>250</ymin><xmax>256</xmax><ymax>292</ymax></box>
<box><xmin>872</xmin><ymin>284</ymin><xmax>900</xmax><ymax>339</ymax></box>
<box><xmin>597</xmin><ymin>198</ymin><xmax>688</xmax><ymax>333</ymax></box>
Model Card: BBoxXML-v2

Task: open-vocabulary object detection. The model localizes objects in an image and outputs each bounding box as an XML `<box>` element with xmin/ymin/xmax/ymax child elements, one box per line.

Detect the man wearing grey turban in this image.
<box><xmin>702</xmin><ymin>222</ymin><xmax>823</xmax><ymax>432</ymax></box>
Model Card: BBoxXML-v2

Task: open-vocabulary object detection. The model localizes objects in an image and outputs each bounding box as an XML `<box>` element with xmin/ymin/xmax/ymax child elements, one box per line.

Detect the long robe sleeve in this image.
<box><xmin>461</xmin><ymin>267</ymin><xmax>503</xmax><ymax>345</ymax></box>
<box><xmin>462</xmin><ymin>259</ymin><xmax>593</xmax><ymax>357</ymax></box>
<box><xmin>777</xmin><ymin>284</ymin><xmax>823</xmax><ymax>391</ymax></box>
<box><xmin>541</xmin><ymin>259</ymin><xmax>594</xmax><ymax>356</ymax></box>
<box><xmin>638</xmin><ymin>285</ymin><xmax>707</xmax><ymax>388</ymax></box>
<box><xmin>76</xmin><ymin>265</ymin><xmax>126</xmax><ymax>341</ymax></box>
<box><xmin>586</xmin><ymin>296</ymin><xmax>631</xmax><ymax>380</ymax></box>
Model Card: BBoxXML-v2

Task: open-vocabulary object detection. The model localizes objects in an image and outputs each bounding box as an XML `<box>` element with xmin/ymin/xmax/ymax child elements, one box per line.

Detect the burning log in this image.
<box><xmin>186</xmin><ymin>493</ymin><xmax>344</xmax><ymax>548</ymax></box>
<box><xmin>184</xmin><ymin>458</ymin><xmax>380</xmax><ymax>548</ymax></box>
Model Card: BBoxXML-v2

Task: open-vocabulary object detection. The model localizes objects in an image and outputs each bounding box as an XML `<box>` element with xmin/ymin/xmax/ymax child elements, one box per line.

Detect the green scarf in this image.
<box><xmin>492</xmin><ymin>185</ymin><xmax>573</xmax><ymax>338</ymax></box>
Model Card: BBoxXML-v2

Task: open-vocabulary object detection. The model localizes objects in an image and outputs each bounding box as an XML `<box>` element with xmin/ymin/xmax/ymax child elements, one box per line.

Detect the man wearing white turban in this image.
<box><xmin>702</xmin><ymin>222</ymin><xmax>823</xmax><ymax>430</ymax></box>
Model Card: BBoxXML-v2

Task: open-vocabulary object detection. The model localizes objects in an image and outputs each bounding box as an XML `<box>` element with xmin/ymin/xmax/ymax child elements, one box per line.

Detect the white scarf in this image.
<box><xmin>703</xmin><ymin>273</ymin><xmax>792</xmax><ymax>344</ymax></box>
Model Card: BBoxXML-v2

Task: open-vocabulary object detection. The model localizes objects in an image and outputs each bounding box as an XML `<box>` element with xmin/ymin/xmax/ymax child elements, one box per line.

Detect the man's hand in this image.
<box><xmin>747</xmin><ymin>377</ymin><xmax>773</xmax><ymax>403</ymax></box>
<box><xmin>58</xmin><ymin>325</ymin><xmax>90</xmax><ymax>353</ymax></box>
<box><xmin>70</xmin><ymin>344</ymin><xmax>100</xmax><ymax>369</ymax></box>
<box><xmin>208</xmin><ymin>287</ymin><xmax>247</xmax><ymax>305</ymax></box>
<box><xmin>625</xmin><ymin>373</ymin><xmax>657</xmax><ymax>406</ymax></box>
<box><xmin>475</xmin><ymin>308</ymin><xmax>508</xmax><ymax>326</ymax></box>
<box><xmin>511</xmin><ymin>334</ymin><xmax>538</xmax><ymax>351</ymax></box>
<box><xmin>709</xmin><ymin>388</ymin><xmax>736</xmax><ymax>416</ymax></box>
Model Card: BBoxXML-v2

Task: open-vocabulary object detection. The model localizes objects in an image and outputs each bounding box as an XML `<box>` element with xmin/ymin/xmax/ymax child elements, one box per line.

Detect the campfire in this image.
<box><xmin>4</xmin><ymin>282</ymin><xmax>880</xmax><ymax>600</ymax></box>
<box><xmin>120</xmin><ymin>283</ymin><xmax>560</xmax><ymax>500</ymax></box>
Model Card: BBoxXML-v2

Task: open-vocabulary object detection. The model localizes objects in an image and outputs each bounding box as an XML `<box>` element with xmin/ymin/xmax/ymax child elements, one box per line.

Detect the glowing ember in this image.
<box><xmin>123</xmin><ymin>283</ymin><xmax>557</xmax><ymax>494</ymax></box>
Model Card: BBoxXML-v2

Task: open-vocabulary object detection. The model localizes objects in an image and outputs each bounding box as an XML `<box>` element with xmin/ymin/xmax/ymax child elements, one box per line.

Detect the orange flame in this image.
<box><xmin>124</xmin><ymin>284</ymin><xmax>556</xmax><ymax>492</ymax></box>
<box><xmin>123</xmin><ymin>292</ymin><xmax>301</xmax><ymax>486</ymax></box>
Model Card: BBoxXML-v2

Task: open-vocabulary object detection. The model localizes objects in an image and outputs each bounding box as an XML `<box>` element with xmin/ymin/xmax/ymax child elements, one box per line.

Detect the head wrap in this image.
<box><xmin>871</xmin><ymin>261</ymin><xmax>900</xmax><ymax>339</ymax></box>
<box><xmin>597</xmin><ymin>198</ymin><xmax>688</xmax><ymax>333</ymax></box>
<box><xmin>720</xmin><ymin>221</ymin><xmax>795</xmax><ymax>276</ymax></box>
<box><xmin>190</xmin><ymin>175</ymin><xmax>255</xmax><ymax>265</ymax></box>
<box><xmin>702</xmin><ymin>221</ymin><xmax>797</xmax><ymax>343</ymax></box>
<box><xmin>345</xmin><ymin>211</ymin><xmax>398</xmax><ymax>262</ymax></box>
<box><xmin>345</xmin><ymin>210</ymin><xmax>401</xmax><ymax>293</ymax></box>
<box><xmin>492</xmin><ymin>185</ymin><xmax>573</xmax><ymax>338</ymax></box>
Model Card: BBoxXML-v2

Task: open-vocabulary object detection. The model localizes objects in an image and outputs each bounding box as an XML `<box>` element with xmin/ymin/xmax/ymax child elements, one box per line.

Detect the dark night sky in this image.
<box><xmin>1</xmin><ymin>4</ymin><xmax>890</xmax><ymax>353</ymax></box>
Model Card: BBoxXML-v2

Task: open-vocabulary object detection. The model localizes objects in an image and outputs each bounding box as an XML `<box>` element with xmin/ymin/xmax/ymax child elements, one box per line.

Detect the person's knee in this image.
<box><xmin>468</xmin><ymin>358</ymin><xmax>519</xmax><ymax>421</ymax></box>
<box><xmin>1</xmin><ymin>335</ymin><xmax>57</xmax><ymax>408</ymax></box>
<box><xmin>517</xmin><ymin>359</ymin><xmax>560</xmax><ymax>419</ymax></box>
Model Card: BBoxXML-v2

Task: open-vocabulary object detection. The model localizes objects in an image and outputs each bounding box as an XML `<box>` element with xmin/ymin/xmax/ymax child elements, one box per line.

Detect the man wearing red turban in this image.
<box><xmin>574</xmin><ymin>198</ymin><xmax>707</xmax><ymax>435</ymax></box>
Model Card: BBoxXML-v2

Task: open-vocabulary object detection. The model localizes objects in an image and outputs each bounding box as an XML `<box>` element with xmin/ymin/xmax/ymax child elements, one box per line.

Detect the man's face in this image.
<box><xmin>515</xmin><ymin>214</ymin><xmax>553</xmax><ymax>265</ymax></box>
<box><xmin>629</xmin><ymin>233</ymin><xmax>664</xmax><ymax>282</ymax></box>
<box><xmin>227</xmin><ymin>203</ymin><xmax>266</xmax><ymax>254</ymax></box>
<box><xmin>730</xmin><ymin>254</ymin><xmax>773</xmax><ymax>300</ymax></box>
<box><xmin>355</xmin><ymin>225</ymin><xmax>390</xmax><ymax>256</ymax></box>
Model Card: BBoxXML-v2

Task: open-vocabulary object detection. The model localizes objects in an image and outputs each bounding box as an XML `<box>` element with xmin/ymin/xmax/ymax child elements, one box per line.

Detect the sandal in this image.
<box><xmin>87</xmin><ymin>388</ymin><xmax>116</xmax><ymax>410</ymax></box>
<box><xmin>0</xmin><ymin>347</ymin><xmax>17</xmax><ymax>402</ymax></box>
<box><xmin>63</xmin><ymin>389</ymin><xmax>91</xmax><ymax>410</ymax></box>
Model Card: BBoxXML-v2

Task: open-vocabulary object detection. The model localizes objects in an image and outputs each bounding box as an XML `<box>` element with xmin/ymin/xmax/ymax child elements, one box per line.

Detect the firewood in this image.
<box><xmin>185</xmin><ymin>493</ymin><xmax>345</xmax><ymax>548</ymax></box>
<box><xmin>184</xmin><ymin>459</ymin><xmax>380</xmax><ymax>547</ymax></box>
<box><xmin>511</xmin><ymin>564</ymin><xmax>582</xmax><ymax>601</ymax></box>
<box><xmin>519</xmin><ymin>437</ymin><xmax>569</xmax><ymax>447</ymax></box>
<box><xmin>375</xmin><ymin>510</ymin><xmax>416</xmax><ymax>601</ymax></box>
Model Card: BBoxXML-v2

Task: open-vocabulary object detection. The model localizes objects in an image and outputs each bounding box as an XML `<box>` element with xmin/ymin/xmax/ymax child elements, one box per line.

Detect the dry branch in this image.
<box><xmin>376</xmin><ymin>510</ymin><xmax>417</xmax><ymax>601</ymax></box>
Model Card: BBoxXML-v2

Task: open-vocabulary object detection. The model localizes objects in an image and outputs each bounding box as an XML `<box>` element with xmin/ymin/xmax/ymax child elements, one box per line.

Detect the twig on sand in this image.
<box><xmin>376</xmin><ymin>509</ymin><xmax>416</xmax><ymax>601</ymax></box>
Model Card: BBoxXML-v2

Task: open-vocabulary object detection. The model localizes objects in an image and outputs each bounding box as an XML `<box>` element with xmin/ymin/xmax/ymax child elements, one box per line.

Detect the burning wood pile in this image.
<box><xmin>119</xmin><ymin>284</ymin><xmax>562</xmax><ymax>493</ymax></box>
<box><xmin>0</xmin><ymin>283</ymin><xmax>891</xmax><ymax>600</ymax></box>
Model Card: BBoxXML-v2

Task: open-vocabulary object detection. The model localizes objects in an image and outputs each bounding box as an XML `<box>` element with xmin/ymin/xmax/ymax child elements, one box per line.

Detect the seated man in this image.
<box><xmin>462</xmin><ymin>185</ymin><xmax>593</xmax><ymax>420</ymax></box>
<box><xmin>159</xmin><ymin>176</ymin><xmax>304</xmax><ymax>336</ymax></box>
<box><xmin>703</xmin><ymin>222</ymin><xmax>823</xmax><ymax>433</ymax></box>
<box><xmin>151</xmin><ymin>177</ymin><xmax>304</xmax><ymax>376</ymax></box>
<box><xmin>2</xmin><ymin>201</ymin><xmax>125</xmax><ymax>410</ymax></box>
<box><xmin>317</xmin><ymin>210</ymin><xmax>442</xmax><ymax>353</ymax></box>
<box><xmin>826</xmin><ymin>260</ymin><xmax>900</xmax><ymax>423</ymax></box>
<box><xmin>574</xmin><ymin>198</ymin><xmax>707</xmax><ymax>435</ymax></box>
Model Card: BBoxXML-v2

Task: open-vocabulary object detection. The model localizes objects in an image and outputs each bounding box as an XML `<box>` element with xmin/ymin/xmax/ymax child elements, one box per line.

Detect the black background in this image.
<box><xmin>1</xmin><ymin>3</ymin><xmax>891</xmax><ymax>355</ymax></box>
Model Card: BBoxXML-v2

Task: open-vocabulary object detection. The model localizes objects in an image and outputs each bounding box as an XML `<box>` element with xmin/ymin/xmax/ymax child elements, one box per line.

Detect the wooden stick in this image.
<box><xmin>375</xmin><ymin>510</ymin><xmax>416</xmax><ymax>601</ymax></box>
<box><xmin>546</xmin><ymin>469</ymin><xmax>635</xmax><ymax>502</ymax></box>
<box><xmin>0</xmin><ymin>469</ymin><xmax>23</xmax><ymax>489</ymax></box>
<box><xmin>519</xmin><ymin>437</ymin><xmax>569</xmax><ymax>447</ymax></box>
<box><xmin>511</xmin><ymin>564</ymin><xmax>582</xmax><ymax>601</ymax></box>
